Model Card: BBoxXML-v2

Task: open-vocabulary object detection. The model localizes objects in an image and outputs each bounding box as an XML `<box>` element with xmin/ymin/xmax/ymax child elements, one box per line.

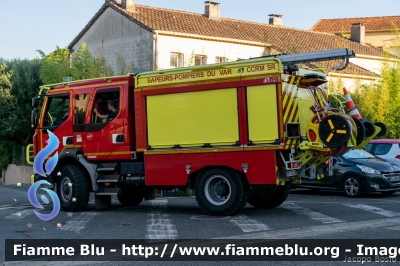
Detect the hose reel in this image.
<box><xmin>318</xmin><ymin>114</ymin><xmax>351</xmax><ymax>148</ymax></box>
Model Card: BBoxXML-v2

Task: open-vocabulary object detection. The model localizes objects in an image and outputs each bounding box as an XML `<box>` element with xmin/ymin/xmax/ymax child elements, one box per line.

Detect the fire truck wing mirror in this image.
<box><xmin>31</xmin><ymin>109</ymin><xmax>39</xmax><ymax>127</ymax></box>
<box><xmin>32</xmin><ymin>96</ymin><xmax>39</xmax><ymax>108</ymax></box>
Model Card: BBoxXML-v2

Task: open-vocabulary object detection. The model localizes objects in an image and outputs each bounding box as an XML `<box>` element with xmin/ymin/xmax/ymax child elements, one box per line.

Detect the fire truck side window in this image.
<box><xmin>43</xmin><ymin>95</ymin><xmax>70</xmax><ymax>127</ymax></box>
<box><xmin>74</xmin><ymin>94</ymin><xmax>90</xmax><ymax>125</ymax></box>
<box><xmin>91</xmin><ymin>90</ymin><xmax>120</xmax><ymax>123</ymax></box>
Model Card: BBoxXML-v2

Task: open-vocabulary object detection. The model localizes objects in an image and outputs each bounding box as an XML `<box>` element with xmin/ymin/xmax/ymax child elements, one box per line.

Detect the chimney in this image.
<box><xmin>121</xmin><ymin>0</ymin><xmax>135</xmax><ymax>11</ymax></box>
<box><xmin>268</xmin><ymin>14</ymin><xmax>283</xmax><ymax>26</ymax></box>
<box><xmin>204</xmin><ymin>1</ymin><xmax>220</xmax><ymax>19</ymax></box>
<box><xmin>350</xmin><ymin>22</ymin><xmax>365</xmax><ymax>44</ymax></box>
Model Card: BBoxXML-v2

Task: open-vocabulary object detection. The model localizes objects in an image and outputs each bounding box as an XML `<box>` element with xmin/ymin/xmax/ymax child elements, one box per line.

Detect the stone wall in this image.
<box><xmin>71</xmin><ymin>8</ymin><xmax>154</xmax><ymax>73</ymax></box>
<box><xmin>4</xmin><ymin>164</ymin><xmax>32</xmax><ymax>185</ymax></box>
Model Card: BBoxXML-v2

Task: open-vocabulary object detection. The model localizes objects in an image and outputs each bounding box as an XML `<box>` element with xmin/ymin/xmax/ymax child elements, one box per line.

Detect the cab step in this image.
<box><xmin>97</xmin><ymin>168</ymin><xmax>115</xmax><ymax>172</ymax></box>
<box><xmin>96</xmin><ymin>192</ymin><xmax>117</xmax><ymax>196</ymax></box>
<box><xmin>97</xmin><ymin>179</ymin><xmax>119</xmax><ymax>183</ymax></box>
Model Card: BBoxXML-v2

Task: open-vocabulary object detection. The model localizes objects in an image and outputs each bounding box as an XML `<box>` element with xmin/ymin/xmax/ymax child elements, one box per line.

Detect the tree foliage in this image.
<box><xmin>0</xmin><ymin>43</ymin><xmax>123</xmax><ymax>170</ymax></box>
<box><xmin>37</xmin><ymin>47</ymin><xmax>71</xmax><ymax>85</ymax></box>
<box><xmin>0</xmin><ymin>58</ymin><xmax>43</xmax><ymax>171</ymax></box>
<box><xmin>1</xmin><ymin>59</ymin><xmax>42</xmax><ymax>144</ymax></box>
<box><xmin>352</xmin><ymin>57</ymin><xmax>400</xmax><ymax>138</ymax></box>
<box><xmin>0</xmin><ymin>140</ymin><xmax>14</xmax><ymax>171</ymax></box>
<box><xmin>351</xmin><ymin>28</ymin><xmax>400</xmax><ymax>138</ymax></box>
<box><xmin>116</xmin><ymin>53</ymin><xmax>135</xmax><ymax>75</ymax></box>
<box><xmin>38</xmin><ymin>43</ymin><xmax>114</xmax><ymax>84</ymax></box>
<box><xmin>0</xmin><ymin>62</ymin><xmax>13</xmax><ymax>170</ymax></box>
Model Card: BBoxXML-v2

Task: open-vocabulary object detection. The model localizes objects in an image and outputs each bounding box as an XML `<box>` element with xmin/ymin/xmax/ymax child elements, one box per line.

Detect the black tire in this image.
<box><xmin>353</xmin><ymin>118</ymin><xmax>366</xmax><ymax>146</ymax></box>
<box><xmin>56</xmin><ymin>164</ymin><xmax>90</xmax><ymax>211</ymax></box>
<box><xmin>342</xmin><ymin>175</ymin><xmax>363</xmax><ymax>198</ymax></box>
<box><xmin>195</xmin><ymin>168</ymin><xmax>248</xmax><ymax>216</ymax></box>
<box><xmin>375</xmin><ymin>122</ymin><xmax>387</xmax><ymax>137</ymax></box>
<box><xmin>381</xmin><ymin>191</ymin><xmax>397</xmax><ymax>196</ymax></box>
<box><xmin>363</xmin><ymin>121</ymin><xmax>375</xmax><ymax>137</ymax></box>
<box><xmin>117</xmin><ymin>187</ymin><xmax>144</xmax><ymax>206</ymax></box>
<box><xmin>248</xmin><ymin>183</ymin><xmax>291</xmax><ymax>209</ymax></box>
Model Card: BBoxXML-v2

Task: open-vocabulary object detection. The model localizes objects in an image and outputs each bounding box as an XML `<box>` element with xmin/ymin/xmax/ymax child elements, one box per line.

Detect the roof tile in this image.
<box><xmin>311</xmin><ymin>16</ymin><xmax>400</xmax><ymax>33</ymax></box>
<box><xmin>68</xmin><ymin>1</ymin><xmax>385</xmax><ymax>77</ymax></box>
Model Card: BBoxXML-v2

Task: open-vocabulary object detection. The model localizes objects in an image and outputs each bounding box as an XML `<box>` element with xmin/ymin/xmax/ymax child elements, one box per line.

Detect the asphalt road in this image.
<box><xmin>1</xmin><ymin>183</ymin><xmax>400</xmax><ymax>266</ymax></box>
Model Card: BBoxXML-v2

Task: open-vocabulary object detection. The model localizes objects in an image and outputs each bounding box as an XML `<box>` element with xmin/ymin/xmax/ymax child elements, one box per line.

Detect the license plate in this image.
<box><xmin>388</xmin><ymin>176</ymin><xmax>400</xmax><ymax>182</ymax></box>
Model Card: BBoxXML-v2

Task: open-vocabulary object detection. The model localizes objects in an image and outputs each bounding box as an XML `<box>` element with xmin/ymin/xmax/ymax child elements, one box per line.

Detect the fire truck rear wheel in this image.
<box><xmin>117</xmin><ymin>187</ymin><xmax>144</xmax><ymax>206</ymax></box>
<box><xmin>248</xmin><ymin>182</ymin><xmax>291</xmax><ymax>209</ymax></box>
<box><xmin>195</xmin><ymin>168</ymin><xmax>248</xmax><ymax>216</ymax></box>
<box><xmin>56</xmin><ymin>164</ymin><xmax>90</xmax><ymax>212</ymax></box>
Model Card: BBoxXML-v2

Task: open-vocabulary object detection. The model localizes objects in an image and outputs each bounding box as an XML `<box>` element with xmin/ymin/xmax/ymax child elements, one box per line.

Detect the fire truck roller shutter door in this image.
<box><xmin>146</xmin><ymin>88</ymin><xmax>239</xmax><ymax>149</ymax></box>
<box><xmin>247</xmin><ymin>84</ymin><xmax>279</xmax><ymax>144</ymax></box>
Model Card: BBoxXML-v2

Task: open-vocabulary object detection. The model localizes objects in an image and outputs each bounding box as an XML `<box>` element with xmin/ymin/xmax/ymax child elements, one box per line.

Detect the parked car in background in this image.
<box><xmin>293</xmin><ymin>149</ymin><xmax>400</xmax><ymax>197</ymax></box>
<box><xmin>364</xmin><ymin>139</ymin><xmax>400</xmax><ymax>167</ymax></box>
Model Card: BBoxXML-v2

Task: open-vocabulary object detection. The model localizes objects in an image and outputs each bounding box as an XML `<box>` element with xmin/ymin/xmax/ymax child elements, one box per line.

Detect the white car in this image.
<box><xmin>365</xmin><ymin>139</ymin><xmax>400</xmax><ymax>167</ymax></box>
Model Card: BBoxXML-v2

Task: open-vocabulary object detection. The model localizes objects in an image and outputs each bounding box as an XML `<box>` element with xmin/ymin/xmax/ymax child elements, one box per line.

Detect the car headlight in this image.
<box><xmin>356</xmin><ymin>165</ymin><xmax>381</xmax><ymax>175</ymax></box>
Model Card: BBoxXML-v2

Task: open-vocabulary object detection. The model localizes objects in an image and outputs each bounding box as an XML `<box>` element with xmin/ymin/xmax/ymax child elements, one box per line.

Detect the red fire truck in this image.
<box><xmin>27</xmin><ymin>49</ymin><xmax>385</xmax><ymax>215</ymax></box>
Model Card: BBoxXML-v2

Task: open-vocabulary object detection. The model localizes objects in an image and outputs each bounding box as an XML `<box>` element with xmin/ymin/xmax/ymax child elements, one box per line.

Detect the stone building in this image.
<box><xmin>311</xmin><ymin>16</ymin><xmax>400</xmax><ymax>51</ymax></box>
<box><xmin>68</xmin><ymin>0</ymin><xmax>391</xmax><ymax>91</ymax></box>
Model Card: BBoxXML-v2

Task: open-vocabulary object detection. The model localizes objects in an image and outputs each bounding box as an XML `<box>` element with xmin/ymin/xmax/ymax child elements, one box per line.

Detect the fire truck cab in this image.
<box><xmin>28</xmin><ymin>49</ymin><xmax>386</xmax><ymax>216</ymax></box>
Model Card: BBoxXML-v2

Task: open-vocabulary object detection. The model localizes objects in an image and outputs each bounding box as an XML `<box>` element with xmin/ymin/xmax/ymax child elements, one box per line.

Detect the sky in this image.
<box><xmin>1</xmin><ymin>0</ymin><xmax>399</xmax><ymax>59</ymax></box>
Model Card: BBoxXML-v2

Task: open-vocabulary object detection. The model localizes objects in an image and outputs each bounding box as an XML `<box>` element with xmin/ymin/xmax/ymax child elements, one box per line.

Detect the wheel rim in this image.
<box><xmin>344</xmin><ymin>177</ymin><xmax>359</xmax><ymax>196</ymax></box>
<box><xmin>60</xmin><ymin>176</ymin><xmax>73</xmax><ymax>202</ymax></box>
<box><xmin>204</xmin><ymin>175</ymin><xmax>231</xmax><ymax>206</ymax></box>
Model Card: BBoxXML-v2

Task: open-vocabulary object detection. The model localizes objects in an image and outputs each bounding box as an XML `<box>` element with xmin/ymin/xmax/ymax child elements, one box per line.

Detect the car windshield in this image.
<box><xmin>342</xmin><ymin>149</ymin><xmax>376</xmax><ymax>159</ymax></box>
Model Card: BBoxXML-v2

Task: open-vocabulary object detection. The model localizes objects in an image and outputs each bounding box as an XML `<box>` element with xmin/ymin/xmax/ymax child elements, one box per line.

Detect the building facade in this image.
<box><xmin>68</xmin><ymin>0</ymin><xmax>390</xmax><ymax>91</ymax></box>
<box><xmin>311</xmin><ymin>16</ymin><xmax>400</xmax><ymax>51</ymax></box>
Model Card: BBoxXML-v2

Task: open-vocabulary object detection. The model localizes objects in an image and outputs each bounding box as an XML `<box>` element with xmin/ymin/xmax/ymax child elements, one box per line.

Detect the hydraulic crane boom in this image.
<box><xmin>276</xmin><ymin>48</ymin><xmax>355</xmax><ymax>65</ymax></box>
<box><xmin>254</xmin><ymin>48</ymin><xmax>355</xmax><ymax>71</ymax></box>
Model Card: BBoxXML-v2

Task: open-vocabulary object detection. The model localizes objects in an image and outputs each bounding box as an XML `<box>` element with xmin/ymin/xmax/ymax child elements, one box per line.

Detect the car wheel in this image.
<box><xmin>342</xmin><ymin>175</ymin><xmax>363</xmax><ymax>198</ymax></box>
<box><xmin>381</xmin><ymin>191</ymin><xmax>397</xmax><ymax>196</ymax></box>
<box><xmin>195</xmin><ymin>168</ymin><xmax>248</xmax><ymax>216</ymax></box>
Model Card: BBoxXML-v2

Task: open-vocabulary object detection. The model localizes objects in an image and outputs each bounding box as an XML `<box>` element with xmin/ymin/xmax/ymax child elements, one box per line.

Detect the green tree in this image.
<box><xmin>0</xmin><ymin>61</ymin><xmax>13</xmax><ymax>137</ymax></box>
<box><xmin>71</xmin><ymin>43</ymin><xmax>94</xmax><ymax>80</ymax></box>
<box><xmin>0</xmin><ymin>140</ymin><xmax>14</xmax><ymax>171</ymax></box>
<box><xmin>0</xmin><ymin>61</ymin><xmax>15</xmax><ymax>171</ymax></box>
<box><xmin>327</xmin><ymin>76</ymin><xmax>345</xmax><ymax>94</ymax></box>
<box><xmin>91</xmin><ymin>47</ymin><xmax>114</xmax><ymax>77</ymax></box>
<box><xmin>3</xmin><ymin>59</ymin><xmax>42</xmax><ymax>144</ymax></box>
<box><xmin>38</xmin><ymin>43</ymin><xmax>115</xmax><ymax>84</ymax></box>
<box><xmin>116</xmin><ymin>53</ymin><xmax>135</xmax><ymax>75</ymax></box>
<box><xmin>37</xmin><ymin>47</ymin><xmax>71</xmax><ymax>84</ymax></box>
<box><xmin>352</xmin><ymin>57</ymin><xmax>400</xmax><ymax>138</ymax></box>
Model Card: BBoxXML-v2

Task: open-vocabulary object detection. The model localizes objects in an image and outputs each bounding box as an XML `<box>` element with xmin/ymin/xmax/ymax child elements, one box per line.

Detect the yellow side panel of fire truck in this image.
<box><xmin>147</xmin><ymin>88</ymin><xmax>239</xmax><ymax>149</ymax></box>
<box><xmin>247</xmin><ymin>84</ymin><xmax>279</xmax><ymax>144</ymax></box>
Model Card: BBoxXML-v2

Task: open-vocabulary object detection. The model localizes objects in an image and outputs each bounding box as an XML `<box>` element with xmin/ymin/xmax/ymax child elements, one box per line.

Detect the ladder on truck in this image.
<box><xmin>252</xmin><ymin>48</ymin><xmax>355</xmax><ymax>71</ymax></box>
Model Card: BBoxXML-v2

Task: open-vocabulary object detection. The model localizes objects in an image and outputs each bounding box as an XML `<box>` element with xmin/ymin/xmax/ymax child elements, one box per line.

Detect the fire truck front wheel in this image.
<box><xmin>56</xmin><ymin>164</ymin><xmax>90</xmax><ymax>212</ymax></box>
<box><xmin>195</xmin><ymin>168</ymin><xmax>248</xmax><ymax>216</ymax></box>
